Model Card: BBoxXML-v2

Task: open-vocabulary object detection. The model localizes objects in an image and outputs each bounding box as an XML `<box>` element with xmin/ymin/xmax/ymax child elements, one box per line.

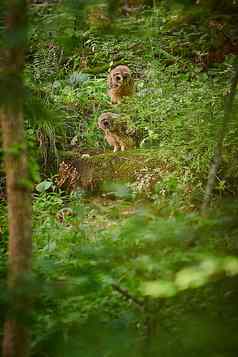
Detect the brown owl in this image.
<box><xmin>107</xmin><ymin>65</ymin><xmax>134</xmax><ymax>104</ymax></box>
<box><xmin>98</xmin><ymin>112</ymin><xmax>136</xmax><ymax>152</ymax></box>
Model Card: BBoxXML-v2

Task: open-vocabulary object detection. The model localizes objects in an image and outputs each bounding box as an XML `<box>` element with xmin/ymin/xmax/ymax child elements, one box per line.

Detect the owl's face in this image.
<box><xmin>98</xmin><ymin>112</ymin><xmax>136</xmax><ymax>152</ymax></box>
<box><xmin>108</xmin><ymin>65</ymin><xmax>131</xmax><ymax>89</ymax></box>
<box><xmin>98</xmin><ymin>112</ymin><xmax>119</xmax><ymax>131</ymax></box>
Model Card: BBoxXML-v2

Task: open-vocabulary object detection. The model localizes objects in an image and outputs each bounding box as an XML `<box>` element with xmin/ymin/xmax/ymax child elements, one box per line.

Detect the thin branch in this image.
<box><xmin>112</xmin><ymin>283</ymin><xmax>145</xmax><ymax>310</ymax></box>
<box><xmin>201</xmin><ymin>64</ymin><xmax>238</xmax><ymax>214</ymax></box>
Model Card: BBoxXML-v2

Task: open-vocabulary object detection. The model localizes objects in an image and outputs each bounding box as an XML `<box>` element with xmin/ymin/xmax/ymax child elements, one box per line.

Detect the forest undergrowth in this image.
<box><xmin>1</xmin><ymin>1</ymin><xmax>238</xmax><ymax>356</ymax></box>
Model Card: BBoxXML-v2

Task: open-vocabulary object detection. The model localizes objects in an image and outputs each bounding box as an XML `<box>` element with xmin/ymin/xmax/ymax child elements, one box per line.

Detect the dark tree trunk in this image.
<box><xmin>0</xmin><ymin>1</ymin><xmax>32</xmax><ymax>357</ymax></box>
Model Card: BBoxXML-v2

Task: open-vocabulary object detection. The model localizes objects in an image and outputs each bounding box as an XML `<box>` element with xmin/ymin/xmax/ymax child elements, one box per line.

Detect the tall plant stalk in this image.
<box><xmin>202</xmin><ymin>64</ymin><xmax>238</xmax><ymax>214</ymax></box>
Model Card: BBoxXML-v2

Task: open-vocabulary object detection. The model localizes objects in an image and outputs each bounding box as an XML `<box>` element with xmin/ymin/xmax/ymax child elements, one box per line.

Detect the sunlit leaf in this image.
<box><xmin>141</xmin><ymin>280</ymin><xmax>177</xmax><ymax>298</ymax></box>
<box><xmin>36</xmin><ymin>180</ymin><xmax>53</xmax><ymax>193</ymax></box>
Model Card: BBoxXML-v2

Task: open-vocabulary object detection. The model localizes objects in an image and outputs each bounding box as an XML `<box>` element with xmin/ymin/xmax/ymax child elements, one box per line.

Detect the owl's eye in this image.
<box><xmin>116</xmin><ymin>75</ymin><xmax>122</xmax><ymax>81</ymax></box>
<box><xmin>103</xmin><ymin>120</ymin><xmax>109</xmax><ymax>128</ymax></box>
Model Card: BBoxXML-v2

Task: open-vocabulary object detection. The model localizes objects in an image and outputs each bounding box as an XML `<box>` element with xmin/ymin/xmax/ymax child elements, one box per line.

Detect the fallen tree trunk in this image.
<box><xmin>56</xmin><ymin>147</ymin><xmax>238</xmax><ymax>202</ymax></box>
<box><xmin>56</xmin><ymin>149</ymin><xmax>175</xmax><ymax>193</ymax></box>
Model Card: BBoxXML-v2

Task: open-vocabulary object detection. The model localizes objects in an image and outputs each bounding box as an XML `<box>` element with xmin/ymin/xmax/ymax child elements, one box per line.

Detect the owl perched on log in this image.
<box><xmin>107</xmin><ymin>65</ymin><xmax>134</xmax><ymax>104</ymax></box>
<box><xmin>98</xmin><ymin>112</ymin><xmax>137</xmax><ymax>152</ymax></box>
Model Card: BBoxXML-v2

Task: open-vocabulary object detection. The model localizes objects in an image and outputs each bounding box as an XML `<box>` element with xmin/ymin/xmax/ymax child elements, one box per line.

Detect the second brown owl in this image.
<box><xmin>98</xmin><ymin>112</ymin><xmax>136</xmax><ymax>152</ymax></box>
<box><xmin>107</xmin><ymin>65</ymin><xmax>134</xmax><ymax>104</ymax></box>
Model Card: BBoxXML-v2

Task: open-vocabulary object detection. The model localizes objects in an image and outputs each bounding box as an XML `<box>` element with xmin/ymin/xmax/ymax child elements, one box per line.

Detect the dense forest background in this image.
<box><xmin>1</xmin><ymin>0</ymin><xmax>238</xmax><ymax>356</ymax></box>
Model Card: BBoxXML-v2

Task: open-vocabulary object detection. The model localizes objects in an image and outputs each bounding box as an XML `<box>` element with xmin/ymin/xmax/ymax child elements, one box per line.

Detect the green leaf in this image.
<box><xmin>36</xmin><ymin>180</ymin><xmax>53</xmax><ymax>193</ymax></box>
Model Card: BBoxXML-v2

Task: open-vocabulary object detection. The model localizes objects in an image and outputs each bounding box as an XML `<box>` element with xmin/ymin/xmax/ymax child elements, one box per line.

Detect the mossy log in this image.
<box><xmin>56</xmin><ymin>149</ymin><xmax>176</xmax><ymax>193</ymax></box>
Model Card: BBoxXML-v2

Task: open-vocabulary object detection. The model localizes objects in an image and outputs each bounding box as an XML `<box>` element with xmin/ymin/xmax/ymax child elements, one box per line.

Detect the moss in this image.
<box><xmin>57</xmin><ymin>149</ymin><xmax>179</xmax><ymax>192</ymax></box>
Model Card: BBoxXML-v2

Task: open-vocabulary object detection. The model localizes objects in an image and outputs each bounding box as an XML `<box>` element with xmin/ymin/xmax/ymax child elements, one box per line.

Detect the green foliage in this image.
<box><xmin>141</xmin><ymin>256</ymin><xmax>238</xmax><ymax>298</ymax></box>
<box><xmin>1</xmin><ymin>1</ymin><xmax>238</xmax><ymax>356</ymax></box>
<box><xmin>25</xmin><ymin>1</ymin><xmax>238</xmax><ymax>188</ymax></box>
<box><xmin>27</xmin><ymin>191</ymin><xmax>238</xmax><ymax>356</ymax></box>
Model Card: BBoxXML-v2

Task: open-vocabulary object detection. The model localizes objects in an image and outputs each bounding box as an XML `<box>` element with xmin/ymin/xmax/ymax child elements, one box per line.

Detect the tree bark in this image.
<box><xmin>201</xmin><ymin>64</ymin><xmax>238</xmax><ymax>214</ymax></box>
<box><xmin>0</xmin><ymin>1</ymin><xmax>32</xmax><ymax>357</ymax></box>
